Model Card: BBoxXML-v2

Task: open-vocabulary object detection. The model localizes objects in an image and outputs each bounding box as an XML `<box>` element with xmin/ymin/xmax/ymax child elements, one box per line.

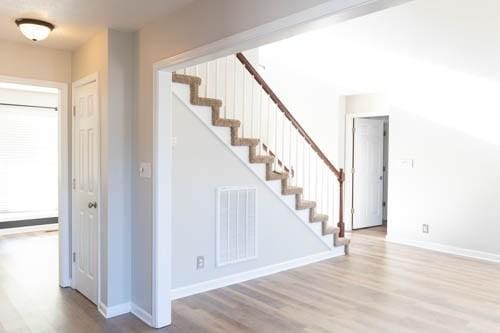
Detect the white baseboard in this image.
<box><xmin>131</xmin><ymin>303</ymin><xmax>153</xmax><ymax>326</ymax></box>
<box><xmin>98</xmin><ymin>302</ymin><xmax>131</xmax><ymax>319</ymax></box>
<box><xmin>171</xmin><ymin>248</ymin><xmax>344</xmax><ymax>300</ymax></box>
<box><xmin>385</xmin><ymin>235</ymin><xmax>500</xmax><ymax>263</ymax></box>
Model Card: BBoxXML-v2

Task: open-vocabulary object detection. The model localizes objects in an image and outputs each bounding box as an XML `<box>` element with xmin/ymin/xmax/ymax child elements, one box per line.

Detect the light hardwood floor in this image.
<box><xmin>1</xmin><ymin>228</ymin><xmax>500</xmax><ymax>332</ymax></box>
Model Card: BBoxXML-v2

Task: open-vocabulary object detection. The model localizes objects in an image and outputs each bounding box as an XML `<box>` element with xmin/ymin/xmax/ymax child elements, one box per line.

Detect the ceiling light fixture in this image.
<box><xmin>15</xmin><ymin>18</ymin><xmax>54</xmax><ymax>42</ymax></box>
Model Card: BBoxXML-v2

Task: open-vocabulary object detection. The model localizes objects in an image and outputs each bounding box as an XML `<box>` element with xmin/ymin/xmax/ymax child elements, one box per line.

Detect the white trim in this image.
<box><xmin>151</xmin><ymin>0</ymin><xmax>410</xmax><ymax>327</ymax></box>
<box><xmin>173</xmin><ymin>87</ymin><xmax>332</xmax><ymax>249</ymax></box>
<box><xmin>71</xmin><ymin>73</ymin><xmax>102</xmax><ymax>310</ymax></box>
<box><xmin>171</xmin><ymin>249</ymin><xmax>344</xmax><ymax>300</ymax></box>
<box><xmin>385</xmin><ymin>235</ymin><xmax>500</xmax><ymax>263</ymax></box>
<box><xmin>0</xmin><ymin>74</ymin><xmax>70</xmax><ymax>288</ymax></box>
<box><xmin>131</xmin><ymin>303</ymin><xmax>154</xmax><ymax>327</ymax></box>
<box><xmin>98</xmin><ymin>302</ymin><xmax>131</xmax><ymax>319</ymax></box>
<box><xmin>152</xmin><ymin>70</ymin><xmax>173</xmax><ymax>328</ymax></box>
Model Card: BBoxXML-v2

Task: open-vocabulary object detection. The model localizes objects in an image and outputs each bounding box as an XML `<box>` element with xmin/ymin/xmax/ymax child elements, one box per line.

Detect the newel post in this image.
<box><xmin>337</xmin><ymin>169</ymin><xmax>345</xmax><ymax>238</ymax></box>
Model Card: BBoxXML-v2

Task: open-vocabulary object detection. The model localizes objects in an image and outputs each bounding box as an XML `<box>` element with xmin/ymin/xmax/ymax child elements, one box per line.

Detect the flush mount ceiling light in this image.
<box><xmin>15</xmin><ymin>18</ymin><xmax>54</xmax><ymax>41</ymax></box>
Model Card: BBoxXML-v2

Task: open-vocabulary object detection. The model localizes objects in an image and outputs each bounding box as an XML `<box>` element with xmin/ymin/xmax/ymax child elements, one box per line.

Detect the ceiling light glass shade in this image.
<box><xmin>15</xmin><ymin>19</ymin><xmax>54</xmax><ymax>41</ymax></box>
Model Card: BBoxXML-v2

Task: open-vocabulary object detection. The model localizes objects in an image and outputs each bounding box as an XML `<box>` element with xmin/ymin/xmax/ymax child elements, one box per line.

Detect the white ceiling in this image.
<box><xmin>0</xmin><ymin>0</ymin><xmax>195</xmax><ymax>50</ymax></box>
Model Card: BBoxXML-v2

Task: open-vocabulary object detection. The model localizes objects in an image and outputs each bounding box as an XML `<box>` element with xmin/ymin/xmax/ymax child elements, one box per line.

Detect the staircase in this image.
<box><xmin>172</xmin><ymin>52</ymin><xmax>350</xmax><ymax>253</ymax></box>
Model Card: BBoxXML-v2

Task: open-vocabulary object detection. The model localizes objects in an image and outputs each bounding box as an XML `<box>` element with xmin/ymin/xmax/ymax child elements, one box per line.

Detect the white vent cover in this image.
<box><xmin>216</xmin><ymin>186</ymin><xmax>257</xmax><ymax>266</ymax></box>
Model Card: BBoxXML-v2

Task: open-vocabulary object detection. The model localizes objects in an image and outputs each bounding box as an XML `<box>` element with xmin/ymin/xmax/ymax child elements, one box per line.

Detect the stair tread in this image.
<box><xmin>234</xmin><ymin>137</ymin><xmax>259</xmax><ymax>146</ymax></box>
<box><xmin>196</xmin><ymin>97</ymin><xmax>223</xmax><ymax>108</ymax></box>
<box><xmin>311</xmin><ymin>214</ymin><xmax>328</xmax><ymax>222</ymax></box>
<box><xmin>250</xmin><ymin>155</ymin><xmax>275</xmax><ymax>164</ymax></box>
<box><xmin>214</xmin><ymin>118</ymin><xmax>240</xmax><ymax>127</ymax></box>
<box><xmin>172</xmin><ymin>73</ymin><xmax>201</xmax><ymax>85</ymax></box>
<box><xmin>268</xmin><ymin>171</ymin><xmax>288</xmax><ymax>180</ymax></box>
<box><xmin>283</xmin><ymin>186</ymin><xmax>303</xmax><ymax>195</ymax></box>
<box><xmin>297</xmin><ymin>200</ymin><xmax>316</xmax><ymax>209</ymax></box>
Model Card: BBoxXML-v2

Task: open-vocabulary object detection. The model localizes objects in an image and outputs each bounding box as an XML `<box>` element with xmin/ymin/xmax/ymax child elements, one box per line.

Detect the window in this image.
<box><xmin>0</xmin><ymin>103</ymin><xmax>58</xmax><ymax>220</ymax></box>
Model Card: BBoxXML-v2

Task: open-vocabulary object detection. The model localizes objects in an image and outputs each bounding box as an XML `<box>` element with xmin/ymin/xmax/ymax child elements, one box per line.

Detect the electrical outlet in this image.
<box><xmin>139</xmin><ymin>162</ymin><xmax>151</xmax><ymax>178</ymax></box>
<box><xmin>196</xmin><ymin>256</ymin><xmax>205</xmax><ymax>270</ymax></box>
<box><xmin>422</xmin><ymin>224</ymin><xmax>429</xmax><ymax>234</ymax></box>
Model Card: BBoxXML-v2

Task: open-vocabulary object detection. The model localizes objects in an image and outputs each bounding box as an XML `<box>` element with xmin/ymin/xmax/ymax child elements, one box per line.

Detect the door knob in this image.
<box><xmin>88</xmin><ymin>201</ymin><xmax>97</xmax><ymax>209</ymax></box>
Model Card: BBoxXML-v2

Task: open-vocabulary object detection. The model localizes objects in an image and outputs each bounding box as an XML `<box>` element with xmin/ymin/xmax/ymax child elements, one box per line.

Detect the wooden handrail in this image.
<box><xmin>236</xmin><ymin>52</ymin><xmax>340</xmax><ymax>178</ymax></box>
<box><xmin>236</xmin><ymin>52</ymin><xmax>345</xmax><ymax>238</ymax></box>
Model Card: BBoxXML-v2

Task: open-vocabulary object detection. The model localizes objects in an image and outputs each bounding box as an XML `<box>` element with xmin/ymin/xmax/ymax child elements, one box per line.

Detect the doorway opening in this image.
<box><xmin>345</xmin><ymin>109</ymin><xmax>389</xmax><ymax>237</ymax></box>
<box><xmin>0</xmin><ymin>77</ymin><xmax>71</xmax><ymax>303</ymax></box>
<box><xmin>0</xmin><ymin>82</ymin><xmax>59</xmax><ymax>233</ymax></box>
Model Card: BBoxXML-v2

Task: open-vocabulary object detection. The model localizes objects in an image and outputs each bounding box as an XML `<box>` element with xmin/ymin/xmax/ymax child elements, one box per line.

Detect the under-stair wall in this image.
<box><xmin>171</xmin><ymin>94</ymin><xmax>344</xmax><ymax>298</ymax></box>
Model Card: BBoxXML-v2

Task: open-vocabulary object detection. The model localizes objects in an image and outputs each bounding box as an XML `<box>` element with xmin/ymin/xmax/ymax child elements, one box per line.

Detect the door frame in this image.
<box><xmin>71</xmin><ymin>73</ymin><xmax>101</xmax><ymax>308</ymax></box>
<box><xmin>344</xmin><ymin>111</ymin><xmax>389</xmax><ymax>232</ymax></box>
<box><xmin>0</xmin><ymin>74</ymin><xmax>71</xmax><ymax>287</ymax></box>
<box><xmin>152</xmin><ymin>0</ymin><xmax>409</xmax><ymax>328</ymax></box>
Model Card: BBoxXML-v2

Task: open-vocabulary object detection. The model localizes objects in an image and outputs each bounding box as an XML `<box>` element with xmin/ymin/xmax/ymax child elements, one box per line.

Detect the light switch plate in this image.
<box><xmin>399</xmin><ymin>159</ymin><xmax>414</xmax><ymax>169</ymax></box>
<box><xmin>139</xmin><ymin>162</ymin><xmax>151</xmax><ymax>178</ymax></box>
<box><xmin>196</xmin><ymin>256</ymin><xmax>205</xmax><ymax>270</ymax></box>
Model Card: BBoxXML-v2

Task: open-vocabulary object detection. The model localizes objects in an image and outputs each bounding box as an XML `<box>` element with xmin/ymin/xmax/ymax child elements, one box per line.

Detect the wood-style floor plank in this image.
<box><xmin>1</xmin><ymin>228</ymin><xmax>499</xmax><ymax>332</ymax></box>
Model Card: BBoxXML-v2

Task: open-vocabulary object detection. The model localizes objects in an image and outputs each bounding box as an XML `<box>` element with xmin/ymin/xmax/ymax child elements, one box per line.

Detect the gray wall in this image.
<box><xmin>106</xmin><ymin>30</ymin><xmax>134</xmax><ymax>307</ymax></box>
<box><xmin>72</xmin><ymin>29</ymin><xmax>134</xmax><ymax>308</ymax></box>
<box><xmin>172</xmin><ymin>95</ymin><xmax>328</xmax><ymax>289</ymax></box>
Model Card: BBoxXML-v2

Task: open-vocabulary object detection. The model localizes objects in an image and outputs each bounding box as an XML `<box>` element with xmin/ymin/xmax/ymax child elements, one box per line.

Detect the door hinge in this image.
<box><xmin>383</xmin><ymin>166</ymin><xmax>386</xmax><ymax>172</ymax></box>
<box><xmin>383</xmin><ymin>201</ymin><xmax>386</xmax><ymax>207</ymax></box>
<box><xmin>351</xmin><ymin>167</ymin><xmax>355</xmax><ymax>174</ymax></box>
<box><xmin>72</xmin><ymin>252</ymin><xmax>76</xmax><ymax>263</ymax></box>
<box><xmin>72</xmin><ymin>178</ymin><xmax>76</xmax><ymax>189</ymax></box>
<box><xmin>352</xmin><ymin>127</ymin><xmax>356</xmax><ymax>133</ymax></box>
<box><xmin>73</xmin><ymin>106</ymin><xmax>76</xmax><ymax>116</ymax></box>
<box><xmin>351</xmin><ymin>208</ymin><xmax>355</xmax><ymax>215</ymax></box>
<box><xmin>383</xmin><ymin>130</ymin><xmax>387</xmax><ymax>137</ymax></box>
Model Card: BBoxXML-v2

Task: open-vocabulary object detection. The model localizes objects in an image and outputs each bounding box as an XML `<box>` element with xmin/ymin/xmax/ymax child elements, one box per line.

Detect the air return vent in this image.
<box><xmin>216</xmin><ymin>186</ymin><xmax>257</xmax><ymax>266</ymax></box>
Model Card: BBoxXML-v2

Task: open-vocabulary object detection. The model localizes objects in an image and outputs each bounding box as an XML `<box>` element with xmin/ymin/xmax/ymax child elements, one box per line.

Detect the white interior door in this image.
<box><xmin>72</xmin><ymin>79</ymin><xmax>99</xmax><ymax>303</ymax></box>
<box><xmin>352</xmin><ymin>118</ymin><xmax>384</xmax><ymax>229</ymax></box>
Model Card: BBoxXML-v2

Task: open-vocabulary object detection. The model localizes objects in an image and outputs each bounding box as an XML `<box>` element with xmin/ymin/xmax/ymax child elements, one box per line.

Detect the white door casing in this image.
<box><xmin>72</xmin><ymin>78</ymin><xmax>99</xmax><ymax>304</ymax></box>
<box><xmin>352</xmin><ymin>118</ymin><xmax>384</xmax><ymax>229</ymax></box>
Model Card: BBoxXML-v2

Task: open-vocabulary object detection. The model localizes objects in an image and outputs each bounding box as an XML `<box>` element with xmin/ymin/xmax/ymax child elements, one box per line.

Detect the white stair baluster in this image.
<box><xmin>241</xmin><ymin>68</ymin><xmax>247</xmax><ymax>137</ymax></box>
<box><xmin>224</xmin><ymin>57</ymin><xmax>228</xmax><ymax>118</ymax></box>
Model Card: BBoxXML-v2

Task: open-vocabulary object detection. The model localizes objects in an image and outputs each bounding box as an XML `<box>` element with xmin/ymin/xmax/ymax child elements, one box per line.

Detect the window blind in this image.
<box><xmin>0</xmin><ymin>105</ymin><xmax>58</xmax><ymax>215</ymax></box>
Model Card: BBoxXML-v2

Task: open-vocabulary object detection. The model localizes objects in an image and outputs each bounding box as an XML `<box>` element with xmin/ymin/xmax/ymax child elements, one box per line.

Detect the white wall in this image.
<box><xmin>245</xmin><ymin>0</ymin><xmax>500</xmax><ymax>260</ymax></box>
<box><xmin>172</xmin><ymin>95</ymin><xmax>328</xmax><ymax>288</ymax></box>
<box><xmin>256</xmin><ymin>48</ymin><xmax>343</xmax><ymax>165</ymax></box>
<box><xmin>386</xmin><ymin>109</ymin><xmax>500</xmax><ymax>256</ymax></box>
